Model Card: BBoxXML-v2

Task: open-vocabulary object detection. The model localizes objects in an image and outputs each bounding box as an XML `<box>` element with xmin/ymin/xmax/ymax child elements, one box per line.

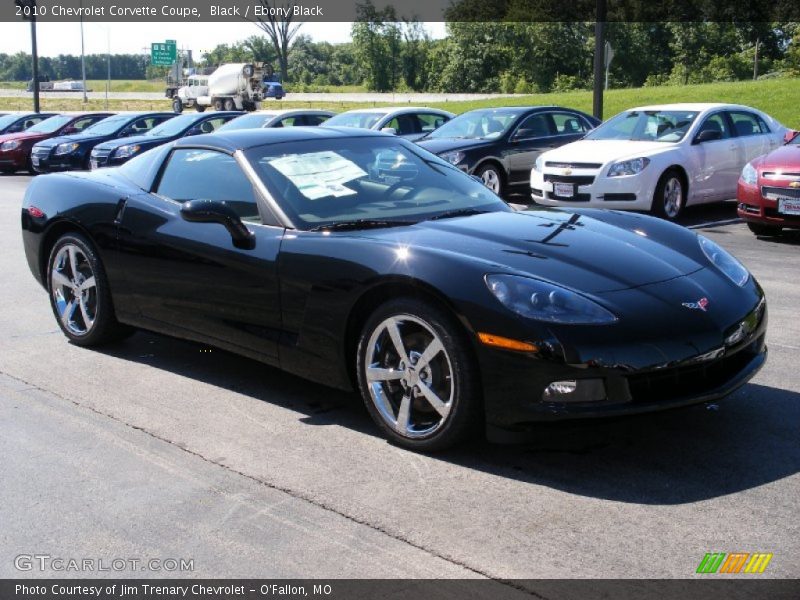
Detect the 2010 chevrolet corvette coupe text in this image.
<box><xmin>21</xmin><ymin>128</ymin><xmax>767</xmax><ymax>451</ymax></box>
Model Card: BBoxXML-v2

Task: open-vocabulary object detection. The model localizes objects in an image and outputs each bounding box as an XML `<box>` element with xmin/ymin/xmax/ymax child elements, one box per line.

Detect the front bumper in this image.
<box><xmin>530</xmin><ymin>168</ymin><xmax>657</xmax><ymax>211</ymax></box>
<box><xmin>737</xmin><ymin>179</ymin><xmax>800</xmax><ymax>229</ymax></box>
<box><xmin>479</xmin><ymin>297</ymin><xmax>767</xmax><ymax>432</ymax></box>
<box><xmin>0</xmin><ymin>150</ymin><xmax>26</xmax><ymax>170</ymax></box>
<box><xmin>30</xmin><ymin>147</ymin><xmax>85</xmax><ymax>172</ymax></box>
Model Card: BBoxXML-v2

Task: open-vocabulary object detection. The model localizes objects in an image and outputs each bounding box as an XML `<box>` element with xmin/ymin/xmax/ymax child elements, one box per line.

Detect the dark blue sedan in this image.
<box><xmin>90</xmin><ymin>111</ymin><xmax>242</xmax><ymax>168</ymax></box>
<box><xmin>31</xmin><ymin>112</ymin><xmax>175</xmax><ymax>172</ymax></box>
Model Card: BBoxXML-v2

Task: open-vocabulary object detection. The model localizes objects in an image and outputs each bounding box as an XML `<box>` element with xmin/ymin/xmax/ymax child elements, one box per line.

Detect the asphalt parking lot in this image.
<box><xmin>1</xmin><ymin>174</ymin><xmax>798</xmax><ymax>583</ymax></box>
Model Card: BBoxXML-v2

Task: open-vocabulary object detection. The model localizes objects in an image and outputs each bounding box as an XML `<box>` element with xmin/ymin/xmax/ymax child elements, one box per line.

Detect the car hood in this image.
<box><xmin>755</xmin><ymin>144</ymin><xmax>800</xmax><ymax>170</ymax></box>
<box><xmin>40</xmin><ymin>132</ymin><xmax>111</xmax><ymax>148</ymax></box>
<box><xmin>542</xmin><ymin>139</ymin><xmax>679</xmax><ymax>165</ymax></box>
<box><xmin>0</xmin><ymin>130</ymin><xmax>48</xmax><ymax>144</ymax></box>
<box><xmin>352</xmin><ymin>210</ymin><xmax>704</xmax><ymax>294</ymax></box>
<box><xmin>94</xmin><ymin>133</ymin><xmax>171</xmax><ymax>151</ymax></box>
<box><xmin>416</xmin><ymin>137</ymin><xmax>496</xmax><ymax>155</ymax></box>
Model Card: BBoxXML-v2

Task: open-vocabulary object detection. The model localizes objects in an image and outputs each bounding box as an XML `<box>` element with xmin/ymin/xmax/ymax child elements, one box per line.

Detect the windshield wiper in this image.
<box><xmin>307</xmin><ymin>219</ymin><xmax>416</xmax><ymax>232</ymax></box>
<box><xmin>426</xmin><ymin>208</ymin><xmax>491</xmax><ymax>221</ymax></box>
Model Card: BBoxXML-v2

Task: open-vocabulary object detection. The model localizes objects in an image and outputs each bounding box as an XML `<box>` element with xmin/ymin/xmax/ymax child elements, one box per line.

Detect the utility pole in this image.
<box><xmin>80</xmin><ymin>0</ymin><xmax>87</xmax><ymax>103</ymax></box>
<box><xmin>592</xmin><ymin>0</ymin><xmax>607</xmax><ymax>120</ymax></box>
<box><xmin>16</xmin><ymin>0</ymin><xmax>40</xmax><ymax>112</ymax></box>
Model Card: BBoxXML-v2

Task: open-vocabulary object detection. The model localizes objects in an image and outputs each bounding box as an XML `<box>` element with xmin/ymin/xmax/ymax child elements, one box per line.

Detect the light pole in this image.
<box><xmin>79</xmin><ymin>0</ymin><xmax>87</xmax><ymax>103</ymax></box>
<box><xmin>15</xmin><ymin>0</ymin><xmax>40</xmax><ymax>112</ymax></box>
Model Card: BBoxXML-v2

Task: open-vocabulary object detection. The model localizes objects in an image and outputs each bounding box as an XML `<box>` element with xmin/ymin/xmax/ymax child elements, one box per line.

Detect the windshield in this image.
<box><xmin>218</xmin><ymin>113</ymin><xmax>278</xmax><ymax>131</ymax></box>
<box><xmin>426</xmin><ymin>110</ymin><xmax>520</xmax><ymax>140</ymax></box>
<box><xmin>25</xmin><ymin>115</ymin><xmax>72</xmax><ymax>134</ymax></box>
<box><xmin>147</xmin><ymin>114</ymin><xmax>197</xmax><ymax>137</ymax></box>
<box><xmin>324</xmin><ymin>112</ymin><xmax>386</xmax><ymax>129</ymax></box>
<box><xmin>80</xmin><ymin>115</ymin><xmax>130</xmax><ymax>136</ymax></box>
<box><xmin>0</xmin><ymin>114</ymin><xmax>21</xmax><ymax>129</ymax></box>
<box><xmin>585</xmin><ymin>110</ymin><xmax>700</xmax><ymax>142</ymax></box>
<box><xmin>246</xmin><ymin>137</ymin><xmax>509</xmax><ymax>230</ymax></box>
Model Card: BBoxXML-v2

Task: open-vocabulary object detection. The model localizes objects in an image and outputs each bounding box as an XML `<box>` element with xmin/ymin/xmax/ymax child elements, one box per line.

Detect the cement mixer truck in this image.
<box><xmin>172</xmin><ymin>62</ymin><xmax>275</xmax><ymax>113</ymax></box>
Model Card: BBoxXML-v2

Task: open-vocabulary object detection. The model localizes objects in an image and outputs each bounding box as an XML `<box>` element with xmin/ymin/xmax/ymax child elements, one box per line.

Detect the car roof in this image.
<box><xmin>338</xmin><ymin>107</ymin><xmax>453</xmax><ymax>114</ymax></box>
<box><xmin>625</xmin><ymin>103</ymin><xmax>745</xmax><ymax>112</ymax></box>
<box><xmin>110</xmin><ymin>111</ymin><xmax>176</xmax><ymax>121</ymax></box>
<box><xmin>247</xmin><ymin>109</ymin><xmax>335</xmax><ymax>117</ymax></box>
<box><xmin>174</xmin><ymin>126</ymin><xmax>387</xmax><ymax>152</ymax></box>
<box><xmin>459</xmin><ymin>105</ymin><xmax>567</xmax><ymax>115</ymax></box>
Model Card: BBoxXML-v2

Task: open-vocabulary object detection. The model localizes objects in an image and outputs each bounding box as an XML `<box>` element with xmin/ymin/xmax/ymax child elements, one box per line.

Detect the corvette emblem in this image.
<box><xmin>790</xmin><ymin>181</ymin><xmax>800</xmax><ymax>189</ymax></box>
<box><xmin>682</xmin><ymin>297</ymin><xmax>709</xmax><ymax>311</ymax></box>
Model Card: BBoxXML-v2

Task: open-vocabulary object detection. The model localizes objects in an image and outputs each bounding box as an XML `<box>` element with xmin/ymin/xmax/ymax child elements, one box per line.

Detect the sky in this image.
<box><xmin>2</xmin><ymin>21</ymin><xmax>447</xmax><ymax>58</ymax></box>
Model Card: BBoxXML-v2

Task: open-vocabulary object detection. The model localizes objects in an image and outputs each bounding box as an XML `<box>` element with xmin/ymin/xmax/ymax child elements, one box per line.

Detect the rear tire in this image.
<box><xmin>475</xmin><ymin>163</ymin><xmax>504</xmax><ymax>197</ymax></box>
<box><xmin>223</xmin><ymin>98</ymin><xmax>236</xmax><ymax>111</ymax></box>
<box><xmin>47</xmin><ymin>233</ymin><xmax>134</xmax><ymax>347</ymax></box>
<box><xmin>213</xmin><ymin>99</ymin><xmax>224</xmax><ymax>111</ymax></box>
<box><xmin>356</xmin><ymin>297</ymin><xmax>481</xmax><ymax>452</ymax></box>
<box><xmin>195</xmin><ymin>105</ymin><xmax>206</xmax><ymax>113</ymax></box>
<box><xmin>747</xmin><ymin>222</ymin><xmax>782</xmax><ymax>237</ymax></box>
<box><xmin>652</xmin><ymin>169</ymin><xmax>685</xmax><ymax>221</ymax></box>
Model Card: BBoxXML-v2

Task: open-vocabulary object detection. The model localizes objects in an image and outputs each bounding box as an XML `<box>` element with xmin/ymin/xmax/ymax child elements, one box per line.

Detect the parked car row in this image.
<box><xmin>4</xmin><ymin>102</ymin><xmax>797</xmax><ymax>236</ymax></box>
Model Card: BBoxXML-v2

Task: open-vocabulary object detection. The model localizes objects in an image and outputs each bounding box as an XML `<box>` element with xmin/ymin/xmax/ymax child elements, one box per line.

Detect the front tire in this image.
<box><xmin>652</xmin><ymin>169</ymin><xmax>685</xmax><ymax>221</ymax></box>
<box><xmin>356</xmin><ymin>298</ymin><xmax>481</xmax><ymax>451</ymax></box>
<box><xmin>47</xmin><ymin>234</ymin><xmax>133</xmax><ymax>346</ymax></box>
<box><xmin>475</xmin><ymin>163</ymin><xmax>504</xmax><ymax>197</ymax></box>
<box><xmin>172</xmin><ymin>98</ymin><xmax>183</xmax><ymax>113</ymax></box>
<box><xmin>747</xmin><ymin>222</ymin><xmax>782</xmax><ymax>237</ymax></box>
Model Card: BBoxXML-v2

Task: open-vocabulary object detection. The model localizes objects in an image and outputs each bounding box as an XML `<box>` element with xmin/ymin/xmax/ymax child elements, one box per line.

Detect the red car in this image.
<box><xmin>0</xmin><ymin>112</ymin><xmax>113</xmax><ymax>174</ymax></box>
<box><xmin>738</xmin><ymin>130</ymin><xmax>800</xmax><ymax>236</ymax></box>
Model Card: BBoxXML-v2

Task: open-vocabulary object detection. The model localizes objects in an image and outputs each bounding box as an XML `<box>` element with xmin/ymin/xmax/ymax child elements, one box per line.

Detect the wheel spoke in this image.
<box><xmin>367</xmin><ymin>366</ymin><xmax>404</xmax><ymax>381</ymax></box>
<box><xmin>395</xmin><ymin>393</ymin><xmax>412</xmax><ymax>434</ymax></box>
<box><xmin>60</xmin><ymin>300</ymin><xmax>76</xmax><ymax>327</ymax></box>
<box><xmin>416</xmin><ymin>338</ymin><xmax>443</xmax><ymax>370</ymax></box>
<box><xmin>79</xmin><ymin>276</ymin><xmax>96</xmax><ymax>291</ymax></box>
<box><xmin>51</xmin><ymin>271</ymin><xmax>72</xmax><ymax>289</ymax></box>
<box><xmin>385</xmin><ymin>318</ymin><xmax>410</xmax><ymax>364</ymax></box>
<box><xmin>417</xmin><ymin>382</ymin><xmax>450</xmax><ymax>418</ymax></box>
<box><xmin>67</xmin><ymin>246</ymin><xmax>79</xmax><ymax>278</ymax></box>
<box><xmin>78</xmin><ymin>297</ymin><xmax>94</xmax><ymax>328</ymax></box>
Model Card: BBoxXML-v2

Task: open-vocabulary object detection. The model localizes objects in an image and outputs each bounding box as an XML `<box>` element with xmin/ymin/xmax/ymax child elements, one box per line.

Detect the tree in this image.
<box><xmin>253</xmin><ymin>0</ymin><xmax>302</xmax><ymax>81</ymax></box>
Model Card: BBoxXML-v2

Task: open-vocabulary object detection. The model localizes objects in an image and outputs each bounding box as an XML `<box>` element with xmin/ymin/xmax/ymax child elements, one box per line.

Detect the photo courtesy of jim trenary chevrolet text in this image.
<box><xmin>1</xmin><ymin>0</ymin><xmax>799</xmax><ymax>599</ymax></box>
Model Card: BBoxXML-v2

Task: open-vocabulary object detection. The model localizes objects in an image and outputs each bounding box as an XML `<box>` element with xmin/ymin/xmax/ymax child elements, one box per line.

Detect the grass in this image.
<box><xmin>1</xmin><ymin>78</ymin><xmax>798</xmax><ymax>127</ymax></box>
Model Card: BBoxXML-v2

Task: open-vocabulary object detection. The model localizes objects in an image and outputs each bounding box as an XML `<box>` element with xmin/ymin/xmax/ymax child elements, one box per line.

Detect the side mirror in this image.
<box><xmin>180</xmin><ymin>199</ymin><xmax>255</xmax><ymax>250</ymax></box>
<box><xmin>784</xmin><ymin>130</ymin><xmax>798</xmax><ymax>144</ymax></box>
<box><xmin>694</xmin><ymin>129</ymin><xmax>722</xmax><ymax>144</ymax></box>
<box><xmin>186</xmin><ymin>126</ymin><xmax>202</xmax><ymax>136</ymax></box>
<box><xmin>61</xmin><ymin>126</ymin><xmax>78</xmax><ymax>135</ymax></box>
<box><xmin>380</xmin><ymin>127</ymin><xmax>397</xmax><ymax>135</ymax></box>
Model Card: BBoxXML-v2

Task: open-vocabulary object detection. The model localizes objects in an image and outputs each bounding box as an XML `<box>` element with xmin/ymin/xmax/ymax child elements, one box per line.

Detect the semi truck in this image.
<box><xmin>171</xmin><ymin>62</ymin><xmax>282</xmax><ymax>113</ymax></box>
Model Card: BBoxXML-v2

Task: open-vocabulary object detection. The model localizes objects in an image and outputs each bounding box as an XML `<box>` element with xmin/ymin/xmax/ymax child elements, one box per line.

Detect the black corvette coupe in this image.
<box><xmin>21</xmin><ymin>128</ymin><xmax>767</xmax><ymax>451</ymax></box>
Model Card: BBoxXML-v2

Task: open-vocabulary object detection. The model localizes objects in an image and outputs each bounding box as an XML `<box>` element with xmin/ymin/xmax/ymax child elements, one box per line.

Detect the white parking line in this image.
<box><xmin>688</xmin><ymin>218</ymin><xmax>743</xmax><ymax>229</ymax></box>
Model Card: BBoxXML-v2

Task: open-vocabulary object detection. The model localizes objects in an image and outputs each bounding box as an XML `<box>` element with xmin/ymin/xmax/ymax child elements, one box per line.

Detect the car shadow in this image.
<box><xmin>97</xmin><ymin>330</ymin><xmax>799</xmax><ymax>506</ymax></box>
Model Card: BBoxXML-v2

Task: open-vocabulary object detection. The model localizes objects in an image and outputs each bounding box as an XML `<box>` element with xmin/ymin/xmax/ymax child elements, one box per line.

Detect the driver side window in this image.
<box><xmin>696</xmin><ymin>113</ymin><xmax>731</xmax><ymax>141</ymax></box>
<box><xmin>156</xmin><ymin>149</ymin><xmax>261</xmax><ymax>223</ymax></box>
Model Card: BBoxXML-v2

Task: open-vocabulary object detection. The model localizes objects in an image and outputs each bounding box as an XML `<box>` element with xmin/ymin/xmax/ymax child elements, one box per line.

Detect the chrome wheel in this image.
<box><xmin>663</xmin><ymin>177</ymin><xmax>683</xmax><ymax>219</ymax></box>
<box><xmin>50</xmin><ymin>244</ymin><xmax>97</xmax><ymax>336</ymax></box>
<box><xmin>480</xmin><ymin>168</ymin><xmax>501</xmax><ymax>194</ymax></box>
<box><xmin>364</xmin><ymin>314</ymin><xmax>454</xmax><ymax>439</ymax></box>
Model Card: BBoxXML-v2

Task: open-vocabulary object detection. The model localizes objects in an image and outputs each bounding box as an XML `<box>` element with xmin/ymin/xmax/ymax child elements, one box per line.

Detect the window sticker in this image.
<box><xmin>268</xmin><ymin>151</ymin><xmax>367</xmax><ymax>200</ymax></box>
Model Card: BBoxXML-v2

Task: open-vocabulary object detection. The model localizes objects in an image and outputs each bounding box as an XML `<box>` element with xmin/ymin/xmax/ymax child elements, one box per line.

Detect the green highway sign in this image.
<box><xmin>151</xmin><ymin>41</ymin><xmax>177</xmax><ymax>66</ymax></box>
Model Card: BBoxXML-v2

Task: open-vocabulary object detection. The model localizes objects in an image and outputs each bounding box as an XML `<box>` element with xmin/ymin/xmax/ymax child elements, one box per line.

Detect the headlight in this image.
<box><xmin>740</xmin><ymin>162</ymin><xmax>758</xmax><ymax>185</ymax></box>
<box><xmin>439</xmin><ymin>150</ymin><xmax>465</xmax><ymax>166</ymax></box>
<box><xmin>54</xmin><ymin>142</ymin><xmax>80</xmax><ymax>156</ymax></box>
<box><xmin>533</xmin><ymin>156</ymin><xmax>544</xmax><ymax>172</ymax></box>
<box><xmin>485</xmin><ymin>274</ymin><xmax>617</xmax><ymax>325</ymax></box>
<box><xmin>698</xmin><ymin>235</ymin><xmax>749</xmax><ymax>287</ymax></box>
<box><xmin>114</xmin><ymin>144</ymin><xmax>141</xmax><ymax>159</ymax></box>
<box><xmin>607</xmin><ymin>157</ymin><xmax>650</xmax><ymax>177</ymax></box>
<box><xmin>0</xmin><ymin>140</ymin><xmax>20</xmax><ymax>151</ymax></box>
